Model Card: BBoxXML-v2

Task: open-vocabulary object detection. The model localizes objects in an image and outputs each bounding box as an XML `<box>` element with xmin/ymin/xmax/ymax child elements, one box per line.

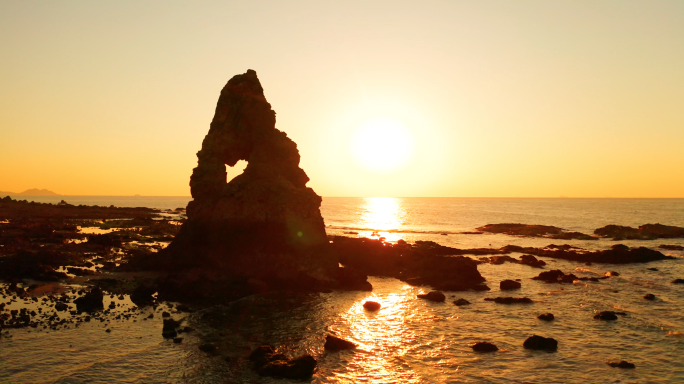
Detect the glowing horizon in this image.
<box><xmin>2</xmin><ymin>1</ymin><xmax>684</xmax><ymax>198</ymax></box>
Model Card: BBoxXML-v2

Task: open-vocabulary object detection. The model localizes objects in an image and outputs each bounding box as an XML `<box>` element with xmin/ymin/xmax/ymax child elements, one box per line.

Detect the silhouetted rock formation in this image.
<box><xmin>595</xmin><ymin>223</ymin><xmax>684</xmax><ymax>240</ymax></box>
<box><xmin>503</xmin><ymin>244</ymin><xmax>672</xmax><ymax>264</ymax></box>
<box><xmin>163</xmin><ymin>70</ymin><xmax>338</xmax><ymax>288</ymax></box>
<box><xmin>523</xmin><ymin>335</ymin><xmax>558</xmax><ymax>351</ymax></box>
<box><xmin>472</xmin><ymin>342</ymin><xmax>498</xmax><ymax>352</ymax></box>
<box><xmin>477</xmin><ymin>223</ymin><xmax>597</xmax><ymax>240</ymax></box>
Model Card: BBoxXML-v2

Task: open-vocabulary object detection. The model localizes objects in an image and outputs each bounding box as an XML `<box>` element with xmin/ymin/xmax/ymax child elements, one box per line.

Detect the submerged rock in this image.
<box><xmin>594</xmin><ymin>311</ymin><xmax>621</xmax><ymax>321</ymax></box>
<box><xmin>163</xmin><ymin>70</ymin><xmax>341</xmax><ymax>291</ymax></box>
<box><xmin>453</xmin><ymin>298</ymin><xmax>471</xmax><ymax>306</ymax></box>
<box><xmin>363</xmin><ymin>301</ymin><xmax>381</xmax><ymax>311</ymax></box>
<box><xmin>484</xmin><ymin>297</ymin><xmax>533</xmax><ymax>304</ymax></box>
<box><xmin>74</xmin><ymin>287</ymin><xmax>104</xmax><ymax>313</ymax></box>
<box><xmin>532</xmin><ymin>270</ymin><xmax>578</xmax><ymax>284</ymax></box>
<box><xmin>673</xmin><ymin>279</ymin><xmax>684</xmax><ymax>284</ymax></box>
<box><xmin>643</xmin><ymin>293</ymin><xmax>656</xmax><ymax>301</ymax></box>
<box><xmin>500</xmin><ymin>280</ymin><xmax>521</xmax><ymax>290</ymax></box>
<box><xmin>523</xmin><ymin>335</ymin><xmax>558</xmax><ymax>351</ymax></box>
<box><xmin>324</xmin><ymin>334</ymin><xmax>357</xmax><ymax>351</ymax></box>
<box><xmin>417</xmin><ymin>291</ymin><xmax>446</xmax><ymax>302</ymax></box>
<box><xmin>471</xmin><ymin>342</ymin><xmax>498</xmax><ymax>352</ymax></box>
<box><xmin>249</xmin><ymin>345</ymin><xmax>317</xmax><ymax>380</ymax></box>
<box><xmin>537</xmin><ymin>313</ymin><xmax>555</xmax><ymax>321</ymax></box>
<box><xmin>608</xmin><ymin>360</ymin><xmax>636</xmax><ymax>369</ymax></box>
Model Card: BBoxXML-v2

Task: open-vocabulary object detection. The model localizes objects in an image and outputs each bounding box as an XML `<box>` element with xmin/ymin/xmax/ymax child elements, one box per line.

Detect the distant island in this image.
<box><xmin>0</xmin><ymin>188</ymin><xmax>60</xmax><ymax>196</ymax></box>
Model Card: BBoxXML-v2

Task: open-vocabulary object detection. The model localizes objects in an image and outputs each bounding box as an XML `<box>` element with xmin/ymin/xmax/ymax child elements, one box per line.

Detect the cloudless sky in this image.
<box><xmin>1</xmin><ymin>1</ymin><xmax>683</xmax><ymax>197</ymax></box>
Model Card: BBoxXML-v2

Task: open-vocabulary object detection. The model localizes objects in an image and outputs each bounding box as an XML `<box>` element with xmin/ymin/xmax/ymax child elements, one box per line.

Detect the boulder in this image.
<box><xmin>324</xmin><ymin>334</ymin><xmax>357</xmax><ymax>351</ymax></box>
<box><xmin>363</xmin><ymin>301</ymin><xmax>381</xmax><ymax>311</ymax></box>
<box><xmin>453</xmin><ymin>298</ymin><xmax>471</xmax><ymax>306</ymax></box>
<box><xmin>537</xmin><ymin>313</ymin><xmax>554</xmax><ymax>321</ymax></box>
<box><xmin>643</xmin><ymin>293</ymin><xmax>656</xmax><ymax>301</ymax></box>
<box><xmin>523</xmin><ymin>335</ymin><xmax>558</xmax><ymax>351</ymax></box>
<box><xmin>532</xmin><ymin>270</ymin><xmax>577</xmax><ymax>284</ymax></box>
<box><xmin>74</xmin><ymin>287</ymin><xmax>104</xmax><ymax>313</ymax></box>
<box><xmin>471</xmin><ymin>342</ymin><xmax>498</xmax><ymax>352</ymax></box>
<box><xmin>162</xmin><ymin>318</ymin><xmax>181</xmax><ymax>338</ymax></box>
<box><xmin>594</xmin><ymin>311</ymin><xmax>620</xmax><ymax>320</ymax></box>
<box><xmin>519</xmin><ymin>254</ymin><xmax>546</xmax><ymax>268</ymax></box>
<box><xmin>500</xmin><ymin>280</ymin><xmax>521</xmax><ymax>290</ymax></box>
<box><xmin>673</xmin><ymin>279</ymin><xmax>684</xmax><ymax>284</ymax></box>
<box><xmin>484</xmin><ymin>297</ymin><xmax>533</xmax><ymax>304</ymax></box>
<box><xmin>417</xmin><ymin>291</ymin><xmax>446</xmax><ymax>302</ymax></box>
<box><xmin>608</xmin><ymin>360</ymin><xmax>635</xmax><ymax>369</ymax></box>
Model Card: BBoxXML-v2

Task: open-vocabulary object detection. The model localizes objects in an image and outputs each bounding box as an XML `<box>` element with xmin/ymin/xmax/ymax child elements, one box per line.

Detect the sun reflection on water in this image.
<box><xmin>329</xmin><ymin>284</ymin><xmax>423</xmax><ymax>383</ymax></box>
<box><xmin>359</xmin><ymin>197</ymin><xmax>407</xmax><ymax>242</ymax></box>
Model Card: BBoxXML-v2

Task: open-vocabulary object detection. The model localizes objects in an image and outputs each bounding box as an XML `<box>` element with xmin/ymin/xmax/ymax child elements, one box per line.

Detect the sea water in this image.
<box><xmin>1</xmin><ymin>197</ymin><xmax>683</xmax><ymax>383</ymax></box>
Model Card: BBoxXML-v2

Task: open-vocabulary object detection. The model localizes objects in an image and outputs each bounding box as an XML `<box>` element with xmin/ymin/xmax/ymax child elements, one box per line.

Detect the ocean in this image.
<box><xmin>2</xmin><ymin>196</ymin><xmax>684</xmax><ymax>383</ymax></box>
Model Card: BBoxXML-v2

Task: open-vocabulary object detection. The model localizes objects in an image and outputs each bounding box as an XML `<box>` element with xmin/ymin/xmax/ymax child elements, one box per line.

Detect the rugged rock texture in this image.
<box><xmin>595</xmin><ymin>223</ymin><xmax>684</xmax><ymax>240</ymax></box>
<box><xmin>163</xmin><ymin>70</ymin><xmax>338</xmax><ymax>287</ymax></box>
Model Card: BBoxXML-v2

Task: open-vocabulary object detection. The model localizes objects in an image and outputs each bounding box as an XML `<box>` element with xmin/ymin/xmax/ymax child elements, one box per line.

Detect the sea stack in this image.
<box><xmin>164</xmin><ymin>70</ymin><xmax>337</xmax><ymax>287</ymax></box>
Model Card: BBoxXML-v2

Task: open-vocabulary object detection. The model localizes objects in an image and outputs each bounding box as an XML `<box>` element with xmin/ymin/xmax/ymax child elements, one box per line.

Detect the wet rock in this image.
<box><xmin>594</xmin><ymin>311</ymin><xmax>619</xmax><ymax>320</ymax></box>
<box><xmin>54</xmin><ymin>302</ymin><xmax>69</xmax><ymax>311</ymax></box>
<box><xmin>477</xmin><ymin>223</ymin><xmax>596</xmax><ymax>240</ymax></box>
<box><xmin>648</xmin><ymin>268</ymin><xmax>659</xmax><ymax>271</ymax></box>
<box><xmin>163</xmin><ymin>70</ymin><xmax>339</xmax><ymax>291</ymax></box>
<box><xmin>595</xmin><ymin>223</ymin><xmax>684</xmax><ymax>240</ymax></box>
<box><xmin>162</xmin><ymin>318</ymin><xmax>181</xmax><ymax>338</ymax></box>
<box><xmin>520</xmin><ymin>254</ymin><xmax>546</xmax><ymax>268</ymax></box>
<box><xmin>324</xmin><ymin>334</ymin><xmax>357</xmax><ymax>351</ymax></box>
<box><xmin>608</xmin><ymin>360</ymin><xmax>636</xmax><ymax>369</ymax></box>
<box><xmin>484</xmin><ymin>297</ymin><xmax>533</xmax><ymax>304</ymax></box>
<box><xmin>130</xmin><ymin>284</ymin><xmax>156</xmax><ymax>307</ymax></box>
<box><xmin>249</xmin><ymin>345</ymin><xmax>279</xmax><ymax>367</ymax></box>
<box><xmin>502</xmin><ymin>244</ymin><xmax>672</xmax><ymax>264</ymax></box>
<box><xmin>331</xmin><ymin>236</ymin><xmax>490</xmax><ymax>292</ymax></box>
<box><xmin>532</xmin><ymin>270</ymin><xmax>577</xmax><ymax>284</ymax></box>
<box><xmin>673</xmin><ymin>279</ymin><xmax>684</xmax><ymax>284</ymax></box>
<box><xmin>161</xmin><ymin>311</ymin><xmax>170</xmax><ymax>318</ymax></box>
<box><xmin>453</xmin><ymin>298</ymin><xmax>471</xmax><ymax>306</ymax></box>
<box><xmin>500</xmin><ymin>280</ymin><xmax>521</xmax><ymax>290</ymax></box>
<box><xmin>523</xmin><ymin>335</ymin><xmax>557</xmax><ymax>351</ymax></box>
<box><xmin>643</xmin><ymin>293</ymin><xmax>656</xmax><ymax>301</ymax></box>
<box><xmin>659</xmin><ymin>244</ymin><xmax>684</xmax><ymax>250</ymax></box>
<box><xmin>74</xmin><ymin>288</ymin><xmax>104</xmax><ymax>313</ymax></box>
<box><xmin>471</xmin><ymin>342</ymin><xmax>498</xmax><ymax>352</ymax></box>
<box><xmin>363</xmin><ymin>301</ymin><xmax>381</xmax><ymax>311</ymax></box>
<box><xmin>417</xmin><ymin>291</ymin><xmax>446</xmax><ymax>302</ymax></box>
<box><xmin>258</xmin><ymin>354</ymin><xmax>317</xmax><ymax>380</ymax></box>
<box><xmin>537</xmin><ymin>313</ymin><xmax>555</xmax><ymax>321</ymax></box>
<box><xmin>198</xmin><ymin>343</ymin><xmax>218</xmax><ymax>353</ymax></box>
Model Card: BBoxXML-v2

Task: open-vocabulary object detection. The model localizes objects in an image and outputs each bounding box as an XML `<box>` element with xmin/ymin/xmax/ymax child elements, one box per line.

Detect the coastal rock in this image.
<box><xmin>477</xmin><ymin>224</ymin><xmax>596</xmax><ymax>240</ymax></box>
<box><xmin>163</xmin><ymin>70</ymin><xmax>340</xmax><ymax>290</ymax></box>
<box><xmin>417</xmin><ymin>291</ymin><xmax>446</xmax><ymax>302</ymax></box>
<box><xmin>537</xmin><ymin>313</ymin><xmax>555</xmax><ymax>321</ymax></box>
<box><xmin>643</xmin><ymin>293</ymin><xmax>656</xmax><ymax>301</ymax></box>
<box><xmin>608</xmin><ymin>360</ymin><xmax>636</xmax><ymax>369</ymax></box>
<box><xmin>673</xmin><ymin>279</ymin><xmax>684</xmax><ymax>284</ymax></box>
<box><xmin>532</xmin><ymin>270</ymin><xmax>578</xmax><ymax>284</ymax></box>
<box><xmin>363</xmin><ymin>301</ymin><xmax>381</xmax><ymax>311</ymax></box>
<box><xmin>594</xmin><ymin>311</ymin><xmax>621</xmax><ymax>321</ymax></box>
<box><xmin>500</xmin><ymin>280</ymin><xmax>521</xmax><ymax>290</ymax></box>
<box><xmin>471</xmin><ymin>342</ymin><xmax>498</xmax><ymax>352</ymax></box>
<box><xmin>258</xmin><ymin>354</ymin><xmax>317</xmax><ymax>380</ymax></box>
<box><xmin>520</xmin><ymin>254</ymin><xmax>546</xmax><ymax>268</ymax></box>
<box><xmin>324</xmin><ymin>334</ymin><xmax>357</xmax><ymax>351</ymax></box>
<box><xmin>74</xmin><ymin>288</ymin><xmax>104</xmax><ymax>313</ymax></box>
<box><xmin>502</xmin><ymin>244</ymin><xmax>672</xmax><ymax>264</ymax></box>
<box><xmin>523</xmin><ymin>335</ymin><xmax>558</xmax><ymax>351</ymax></box>
<box><xmin>331</xmin><ymin>237</ymin><xmax>490</xmax><ymax>292</ymax></box>
<box><xmin>162</xmin><ymin>318</ymin><xmax>181</xmax><ymax>338</ymax></box>
<box><xmin>595</xmin><ymin>223</ymin><xmax>684</xmax><ymax>240</ymax></box>
<box><xmin>659</xmin><ymin>244</ymin><xmax>684</xmax><ymax>250</ymax></box>
<box><xmin>484</xmin><ymin>297</ymin><xmax>533</xmax><ymax>304</ymax></box>
<box><xmin>453</xmin><ymin>298</ymin><xmax>471</xmax><ymax>306</ymax></box>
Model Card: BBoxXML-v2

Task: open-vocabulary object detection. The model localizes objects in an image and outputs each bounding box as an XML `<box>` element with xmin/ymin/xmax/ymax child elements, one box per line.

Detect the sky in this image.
<box><xmin>1</xmin><ymin>1</ymin><xmax>683</xmax><ymax>197</ymax></box>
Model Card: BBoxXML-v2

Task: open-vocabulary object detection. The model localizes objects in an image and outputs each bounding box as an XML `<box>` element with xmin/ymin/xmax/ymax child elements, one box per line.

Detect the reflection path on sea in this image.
<box><xmin>358</xmin><ymin>197</ymin><xmax>407</xmax><ymax>242</ymax></box>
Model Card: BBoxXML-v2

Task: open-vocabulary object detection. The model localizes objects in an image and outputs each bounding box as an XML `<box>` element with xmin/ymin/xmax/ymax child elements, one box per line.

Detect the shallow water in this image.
<box><xmin>2</xmin><ymin>197</ymin><xmax>684</xmax><ymax>382</ymax></box>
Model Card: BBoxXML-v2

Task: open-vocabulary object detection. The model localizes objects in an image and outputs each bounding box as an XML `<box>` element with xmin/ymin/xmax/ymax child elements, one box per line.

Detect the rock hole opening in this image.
<box><xmin>226</xmin><ymin>160</ymin><xmax>248</xmax><ymax>182</ymax></box>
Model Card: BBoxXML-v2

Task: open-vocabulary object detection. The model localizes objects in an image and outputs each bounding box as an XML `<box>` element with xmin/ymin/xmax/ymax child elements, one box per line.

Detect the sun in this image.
<box><xmin>351</xmin><ymin>118</ymin><xmax>414</xmax><ymax>172</ymax></box>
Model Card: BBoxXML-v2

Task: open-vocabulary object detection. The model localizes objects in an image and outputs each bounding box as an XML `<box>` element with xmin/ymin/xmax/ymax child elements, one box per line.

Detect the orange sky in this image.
<box><xmin>1</xmin><ymin>1</ymin><xmax>683</xmax><ymax>197</ymax></box>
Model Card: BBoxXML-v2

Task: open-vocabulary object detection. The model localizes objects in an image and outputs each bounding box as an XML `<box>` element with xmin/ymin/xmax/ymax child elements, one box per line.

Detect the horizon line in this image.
<box><xmin>4</xmin><ymin>194</ymin><xmax>684</xmax><ymax>199</ymax></box>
